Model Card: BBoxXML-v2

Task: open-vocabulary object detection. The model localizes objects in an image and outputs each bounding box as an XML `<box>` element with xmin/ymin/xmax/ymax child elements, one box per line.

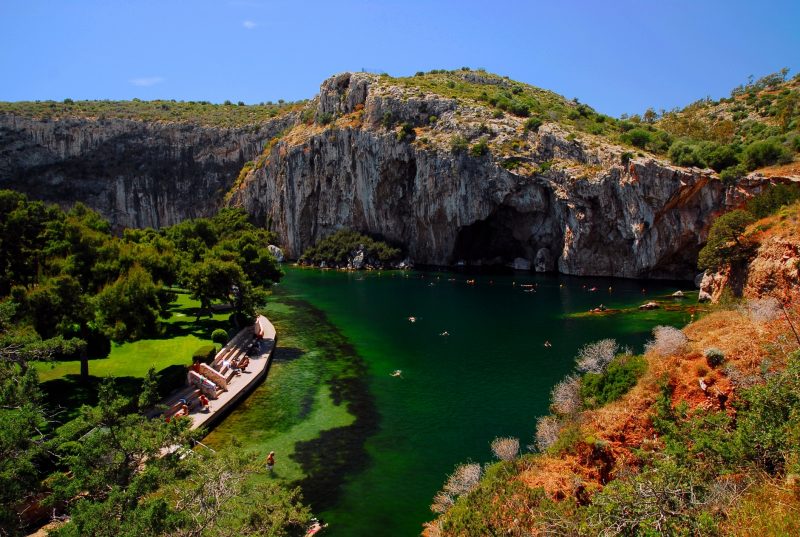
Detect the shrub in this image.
<box><xmin>469</xmin><ymin>137</ymin><xmax>489</xmax><ymax>157</ymax></box>
<box><xmin>490</xmin><ymin>437</ymin><xmax>519</xmax><ymax>461</ymax></box>
<box><xmin>745</xmin><ymin>183</ymin><xmax>800</xmax><ymax>218</ymax></box>
<box><xmin>431</xmin><ymin>463</ymin><xmax>483</xmax><ymax>513</ymax></box>
<box><xmin>704</xmin><ymin>348</ymin><xmax>725</xmax><ymax>368</ymax></box>
<box><xmin>192</xmin><ymin>344</ymin><xmax>216</xmax><ymax>364</ymax></box>
<box><xmin>621</xmin><ymin>151</ymin><xmax>634</xmax><ymax>165</ymax></box>
<box><xmin>580</xmin><ymin>354</ymin><xmax>647</xmax><ymax>408</ymax></box>
<box><xmin>698</xmin><ymin>209</ymin><xmax>757</xmax><ymax>270</ymax></box>
<box><xmin>576</xmin><ymin>339</ymin><xmax>618</xmax><ymax>373</ymax></box>
<box><xmin>550</xmin><ymin>374</ymin><xmax>582</xmax><ymax>415</ymax></box>
<box><xmin>700</xmin><ymin>143</ymin><xmax>740</xmax><ymax>172</ymax></box>
<box><xmin>741</xmin><ymin>297</ymin><xmax>782</xmax><ymax>323</ymax></box>
<box><xmin>397</xmin><ymin>122</ymin><xmax>415</xmax><ymax>142</ymax></box>
<box><xmin>668</xmin><ymin>140</ymin><xmax>705</xmax><ymax>168</ymax></box>
<box><xmin>381</xmin><ymin>111</ymin><xmax>394</xmax><ymax>129</ymax></box>
<box><xmin>624</xmin><ymin>128</ymin><xmax>653</xmax><ymax>149</ymax></box>
<box><xmin>645</xmin><ymin>326</ymin><xmax>688</xmax><ymax>357</ymax></box>
<box><xmin>743</xmin><ymin>139</ymin><xmax>791</xmax><ymax>170</ymax></box>
<box><xmin>450</xmin><ymin>135</ymin><xmax>469</xmax><ymax>153</ymax></box>
<box><xmin>534</xmin><ymin>415</ymin><xmax>562</xmax><ymax>451</ymax></box>
<box><xmin>524</xmin><ymin>117</ymin><xmax>543</xmax><ymax>132</ymax></box>
<box><xmin>211</xmin><ymin>328</ymin><xmax>228</xmax><ymax>345</ymax></box>
<box><xmin>719</xmin><ymin>163</ymin><xmax>747</xmax><ymax>184</ymax></box>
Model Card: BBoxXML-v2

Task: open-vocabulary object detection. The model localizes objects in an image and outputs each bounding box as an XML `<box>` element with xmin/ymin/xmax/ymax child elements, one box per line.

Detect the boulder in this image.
<box><xmin>639</xmin><ymin>302</ymin><xmax>660</xmax><ymax>310</ymax></box>
<box><xmin>510</xmin><ymin>257</ymin><xmax>531</xmax><ymax>271</ymax></box>
<box><xmin>267</xmin><ymin>244</ymin><xmax>284</xmax><ymax>263</ymax></box>
<box><xmin>534</xmin><ymin>248</ymin><xmax>555</xmax><ymax>272</ymax></box>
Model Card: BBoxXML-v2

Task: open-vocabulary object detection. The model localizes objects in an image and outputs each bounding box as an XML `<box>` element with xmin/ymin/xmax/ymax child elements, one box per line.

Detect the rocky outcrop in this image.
<box><xmin>229</xmin><ymin>72</ymin><xmax>776</xmax><ymax>279</ymax></box>
<box><xmin>0</xmin><ymin>114</ymin><xmax>295</xmax><ymax>229</ymax></box>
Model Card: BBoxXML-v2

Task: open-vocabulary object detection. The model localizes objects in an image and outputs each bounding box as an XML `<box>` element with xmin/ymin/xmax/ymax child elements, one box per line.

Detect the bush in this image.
<box><xmin>299</xmin><ymin>229</ymin><xmax>402</xmax><ymax>268</ymax></box>
<box><xmin>745</xmin><ymin>183</ymin><xmax>800</xmax><ymax>218</ymax></box>
<box><xmin>719</xmin><ymin>163</ymin><xmax>747</xmax><ymax>184</ymax></box>
<box><xmin>668</xmin><ymin>140</ymin><xmax>705</xmax><ymax>168</ymax></box>
<box><xmin>192</xmin><ymin>345</ymin><xmax>216</xmax><ymax>364</ymax></box>
<box><xmin>534</xmin><ymin>415</ymin><xmax>562</xmax><ymax>451</ymax></box>
<box><xmin>580</xmin><ymin>354</ymin><xmax>647</xmax><ymax>408</ymax></box>
<box><xmin>743</xmin><ymin>139</ymin><xmax>791</xmax><ymax>170</ymax></box>
<box><xmin>490</xmin><ymin>437</ymin><xmax>519</xmax><ymax>461</ymax></box>
<box><xmin>550</xmin><ymin>374</ymin><xmax>582</xmax><ymax>415</ymax></box>
<box><xmin>624</xmin><ymin>128</ymin><xmax>653</xmax><ymax>149</ymax></box>
<box><xmin>397</xmin><ymin>122</ymin><xmax>415</xmax><ymax>142</ymax></box>
<box><xmin>645</xmin><ymin>326</ymin><xmax>688</xmax><ymax>357</ymax></box>
<box><xmin>524</xmin><ymin>117</ymin><xmax>543</xmax><ymax>132</ymax></box>
<box><xmin>317</xmin><ymin>112</ymin><xmax>334</xmax><ymax>125</ymax></box>
<box><xmin>211</xmin><ymin>328</ymin><xmax>228</xmax><ymax>345</ymax></box>
<box><xmin>469</xmin><ymin>137</ymin><xmax>489</xmax><ymax>157</ymax></box>
<box><xmin>576</xmin><ymin>339</ymin><xmax>618</xmax><ymax>373</ymax></box>
<box><xmin>698</xmin><ymin>209</ymin><xmax>757</xmax><ymax>270</ymax></box>
<box><xmin>704</xmin><ymin>348</ymin><xmax>725</xmax><ymax>368</ymax></box>
<box><xmin>700</xmin><ymin>143</ymin><xmax>740</xmax><ymax>172</ymax></box>
<box><xmin>450</xmin><ymin>135</ymin><xmax>468</xmax><ymax>153</ymax></box>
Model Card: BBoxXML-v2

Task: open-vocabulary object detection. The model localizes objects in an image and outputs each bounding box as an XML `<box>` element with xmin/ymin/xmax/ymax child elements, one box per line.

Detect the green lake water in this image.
<box><xmin>203</xmin><ymin>268</ymin><xmax>696</xmax><ymax>536</ymax></box>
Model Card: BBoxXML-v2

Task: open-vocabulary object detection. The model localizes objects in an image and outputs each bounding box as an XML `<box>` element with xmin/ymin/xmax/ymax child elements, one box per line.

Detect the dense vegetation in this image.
<box><xmin>699</xmin><ymin>182</ymin><xmax>800</xmax><ymax>270</ymax></box>
<box><xmin>0</xmin><ymin>192</ymin><xmax>305</xmax><ymax>535</ymax></box>
<box><xmin>387</xmin><ymin>68</ymin><xmax>799</xmax><ymax>179</ymax></box>
<box><xmin>0</xmin><ymin>190</ymin><xmax>282</xmax><ymax>380</ymax></box>
<box><xmin>0</xmin><ymin>98</ymin><xmax>304</xmax><ymax>127</ymax></box>
<box><xmin>299</xmin><ymin>229</ymin><xmax>403</xmax><ymax>269</ymax></box>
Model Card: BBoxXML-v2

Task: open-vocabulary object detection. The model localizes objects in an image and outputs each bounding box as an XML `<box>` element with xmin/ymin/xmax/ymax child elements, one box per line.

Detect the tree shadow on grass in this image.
<box><xmin>40</xmin><ymin>363</ymin><xmax>189</xmax><ymax>424</ymax></box>
<box><xmin>159</xmin><ymin>317</ymin><xmax>231</xmax><ymax>340</ymax></box>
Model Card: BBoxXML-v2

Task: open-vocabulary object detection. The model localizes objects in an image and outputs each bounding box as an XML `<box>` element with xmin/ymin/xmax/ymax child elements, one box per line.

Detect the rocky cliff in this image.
<box><xmin>0</xmin><ymin>113</ymin><xmax>295</xmax><ymax>229</ymax></box>
<box><xmin>229</xmin><ymin>72</ymin><xmax>778</xmax><ymax>279</ymax></box>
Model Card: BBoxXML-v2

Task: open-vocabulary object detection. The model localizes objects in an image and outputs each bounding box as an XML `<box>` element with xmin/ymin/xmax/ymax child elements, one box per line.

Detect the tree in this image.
<box><xmin>95</xmin><ymin>266</ymin><xmax>164</xmax><ymax>342</ymax></box>
<box><xmin>185</xmin><ymin>258</ymin><xmax>246</xmax><ymax>320</ymax></box>
<box><xmin>697</xmin><ymin>209</ymin><xmax>756</xmax><ymax>270</ymax></box>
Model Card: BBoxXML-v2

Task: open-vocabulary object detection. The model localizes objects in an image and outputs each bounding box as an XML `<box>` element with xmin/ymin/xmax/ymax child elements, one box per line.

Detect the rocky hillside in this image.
<box><xmin>0</xmin><ymin>102</ymin><xmax>298</xmax><ymax>229</ymax></box>
<box><xmin>228</xmin><ymin>70</ymin><xmax>797</xmax><ymax>279</ymax></box>
<box><xmin>2</xmin><ymin>70</ymin><xmax>797</xmax><ymax>278</ymax></box>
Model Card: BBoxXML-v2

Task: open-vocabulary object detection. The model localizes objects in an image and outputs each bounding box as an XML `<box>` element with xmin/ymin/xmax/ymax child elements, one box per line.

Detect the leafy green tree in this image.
<box><xmin>698</xmin><ymin>209</ymin><xmax>757</xmax><ymax>270</ymax></box>
<box><xmin>138</xmin><ymin>367</ymin><xmax>160</xmax><ymax>411</ymax></box>
<box><xmin>95</xmin><ymin>266</ymin><xmax>164</xmax><ymax>342</ymax></box>
<box><xmin>185</xmin><ymin>258</ymin><xmax>246</xmax><ymax>319</ymax></box>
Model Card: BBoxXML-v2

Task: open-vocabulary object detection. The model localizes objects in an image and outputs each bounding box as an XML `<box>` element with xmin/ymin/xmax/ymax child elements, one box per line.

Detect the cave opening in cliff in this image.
<box><xmin>451</xmin><ymin>205</ymin><xmax>543</xmax><ymax>269</ymax></box>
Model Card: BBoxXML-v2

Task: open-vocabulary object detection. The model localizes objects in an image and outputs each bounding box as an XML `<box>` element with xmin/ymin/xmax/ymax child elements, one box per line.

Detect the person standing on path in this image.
<box><xmin>266</xmin><ymin>451</ymin><xmax>275</xmax><ymax>473</ymax></box>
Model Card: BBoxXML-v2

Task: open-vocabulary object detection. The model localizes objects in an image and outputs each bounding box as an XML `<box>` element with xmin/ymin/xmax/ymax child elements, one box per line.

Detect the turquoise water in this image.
<box><xmin>204</xmin><ymin>268</ymin><xmax>695</xmax><ymax>536</ymax></box>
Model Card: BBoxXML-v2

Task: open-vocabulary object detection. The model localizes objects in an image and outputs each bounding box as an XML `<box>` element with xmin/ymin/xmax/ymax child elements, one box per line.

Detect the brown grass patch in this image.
<box><xmin>722</xmin><ymin>475</ymin><xmax>800</xmax><ymax>536</ymax></box>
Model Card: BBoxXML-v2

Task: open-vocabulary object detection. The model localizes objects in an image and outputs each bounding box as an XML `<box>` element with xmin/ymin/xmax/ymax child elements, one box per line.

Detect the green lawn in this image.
<box><xmin>35</xmin><ymin>293</ymin><xmax>234</xmax><ymax>418</ymax></box>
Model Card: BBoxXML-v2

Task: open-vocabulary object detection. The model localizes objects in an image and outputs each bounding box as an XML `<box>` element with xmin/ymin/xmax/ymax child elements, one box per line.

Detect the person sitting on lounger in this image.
<box><xmin>222</xmin><ymin>358</ymin><xmax>241</xmax><ymax>374</ymax></box>
<box><xmin>199</xmin><ymin>394</ymin><xmax>210</xmax><ymax>412</ymax></box>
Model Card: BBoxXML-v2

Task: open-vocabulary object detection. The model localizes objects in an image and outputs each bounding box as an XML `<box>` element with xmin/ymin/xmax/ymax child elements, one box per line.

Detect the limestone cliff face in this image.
<box><xmin>229</xmin><ymin>72</ymin><xmax>769</xmax><ymax>279</ymax></box>
<box><xmin>0</xmin><ymin>114</ymin><xmax>295</xmax><ymax>229</ymax></box>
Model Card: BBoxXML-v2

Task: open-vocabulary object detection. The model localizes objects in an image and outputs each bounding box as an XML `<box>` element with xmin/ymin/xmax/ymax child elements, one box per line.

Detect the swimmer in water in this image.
<box><xmin>391</xmin><ymin>370</ymin><xmax>403</xmax><ymax>378</ymax></box>
<box><xmin>408</xmin><ymin>316</ymin><xmax>416</xmax><ymax>323</ymax></box>
<box><xmin>544</xmin><ymin>340</ymin><xmax>552</xmax><ymax>348</ymax></box>
<box><xmin>439</xmin><ymin>331</ymin><xmax>450</xmax><ymax>336</ymax></box>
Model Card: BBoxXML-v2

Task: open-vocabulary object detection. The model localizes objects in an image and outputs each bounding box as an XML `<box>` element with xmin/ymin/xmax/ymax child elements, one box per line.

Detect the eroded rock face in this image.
<box><xmin>230</xmin><ymin>72</ymin><xmax>771</xmax><ymax>280</ymax></box>
<box><xmin>0</xmin><ymin>114</ymin><xmax>294</xmax><ymax>229</ymax></box>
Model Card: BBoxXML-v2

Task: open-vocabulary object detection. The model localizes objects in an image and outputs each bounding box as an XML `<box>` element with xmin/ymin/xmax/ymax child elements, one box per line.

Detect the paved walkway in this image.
<box><xmin>160</xmin><ymin>315</ymin><xmax>276</xmax><ymax>432</ymax></box>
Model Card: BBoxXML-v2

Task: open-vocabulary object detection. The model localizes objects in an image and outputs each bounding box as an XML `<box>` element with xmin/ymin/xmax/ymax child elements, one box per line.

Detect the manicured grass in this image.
<box><xmin>35</xmin><ymin>293</ymin><xmax>231</xmax><ymax>382</ymax></box>
<box><xmin>35</xmin><ymin>293</ymin><xmax>236</xmax><ymax>420</ymax></box>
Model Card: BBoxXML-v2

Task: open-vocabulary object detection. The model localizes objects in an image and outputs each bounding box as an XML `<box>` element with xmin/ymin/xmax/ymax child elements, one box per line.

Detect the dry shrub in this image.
<box><xmin>741</xmin><ymin>296</ymin><xmax>782</xmax><ymax>323</ymax></box>
<box><xmin>534</xmin><ymin>415</ymin><xmax>563</xmax><ymax>452</ymax></box>
<box><xmin>491</xmin><ymin>436</ymin><xmax>520</xmax><ymax>461</ymax></box>
<box><xmin>551</xmin><ymin>374</ymin><xmax>582</xmax><ymax>415</ymax></box>
<box><xmin>430</xmin><ymin>463</ymin><xmax>482</xmax><ymax>514</ymax></box>
<box><xmin>576</xmin><ymin>339</ymin><xmax>618</xmax><ymax>373</ymax></box>
<box><xmin>644</xmin><ymin>325</ymin><xmax>688</xmax><ymax>357</ymax></box>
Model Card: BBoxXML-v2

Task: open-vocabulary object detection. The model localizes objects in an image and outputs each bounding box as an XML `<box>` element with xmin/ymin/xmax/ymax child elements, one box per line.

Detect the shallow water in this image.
<box><xmin>204</xmin><ymin>268</ymin><xmax>696</xmax><ymax>536</ymax></box>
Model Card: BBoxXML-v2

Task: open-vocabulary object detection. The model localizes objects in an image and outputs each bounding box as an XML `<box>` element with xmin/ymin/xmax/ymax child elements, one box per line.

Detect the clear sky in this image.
<box><xmin>1</xmin><ymin>0</ymin><xmax>797</xmax><ymax>117</ymax></box>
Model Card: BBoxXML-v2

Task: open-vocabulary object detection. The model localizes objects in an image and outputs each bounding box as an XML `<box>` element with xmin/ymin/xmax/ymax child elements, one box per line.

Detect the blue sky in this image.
<box><xmin>1</xmin><ymin>0</ymin><xmax>797</xmax><ymax>116</ymax></box>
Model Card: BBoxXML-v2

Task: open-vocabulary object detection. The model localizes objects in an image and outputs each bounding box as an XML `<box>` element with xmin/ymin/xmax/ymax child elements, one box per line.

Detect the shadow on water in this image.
<box><xmin>272</xmin><ymin>346</ymin><xmax>306</xmax><ymax>363</ymax></box>
<box><xmin>277</xmin><ymin>298</ymin><xmax>380</xmax><ymax>513</ymax></box>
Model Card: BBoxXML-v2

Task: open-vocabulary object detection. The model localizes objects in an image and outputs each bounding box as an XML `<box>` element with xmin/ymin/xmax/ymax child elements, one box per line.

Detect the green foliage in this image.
<box><xmin>704</xmin><ymin>347</ymin><xmax>725</xmax><ymax>368</ymax></box>
<box><xmin>138</xmin><ymin>367</ymin><xmax>160</xmax><ymax>410</ymax></box>
<box><xmin>524</xmin><ymin>117</ymin><xmax>543</xmax><ymax>132</ymax></box>
<box><xmin>211</xmin><ymin>328</ymin><xmax>228</xmax><ymax>345</ymax></box>
<box><xmin>579</xmin><ymin>354</ymin><xmax>647</xmax><ymax>408</ymax></box>
<box><xmin>450</xmin><ymin>134</ymin><xmax>468</xmax><ymax>152</ymax></box>
<box><xmin>745</xmin><ymin>182</ymin><xmax>800</xmax><ymax>218</ymax></box>
<box><xmin>743</xmin><ymin>138</ymin><xmax>792</xmax><ymax>170</ymax></box>
<box><xmin>623</xmin><ymin>128</ymin><xmax>652</xmax><ymax>149</ymax></box>
<box><xmin>95</xmin><ymin>266</ymin><xmax>164</xmax><ymax>342</ymax></box>
<box><xmin>469</xmin><ymin>137</ymin><xmax>489</xmax><ymax>157</ymax></box>
<box><xmin>698</xmin><ymin>209</ymin><xmax>757</xmax><ymax>270</ymax></box>
<box><xmin>299</xmin><ymin>229</ymin><xmax>402</xmax><ymax>269</ymax></box>
<box><xmin>0</xmin><ymin>98</ymin><xmax>303</xmax><ymax>128</ymax></box>
<box><xmin>396</xmin><ymin>121</ymin><xmax>415</xmax><ymax>141</ymax></box>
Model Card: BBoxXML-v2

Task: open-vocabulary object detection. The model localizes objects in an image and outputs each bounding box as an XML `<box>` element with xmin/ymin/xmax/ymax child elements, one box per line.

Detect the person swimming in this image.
<box><xmin>544</xmin><ymin>340</ymin><xmax>552</xmax><ymax>348</ymax></box>
<box><xmin>391</xmin><ymin>370</ymin><xmax>403</xmax><ymax>377</ymax></box>
<box><xmin>439</xmin><ymin>331</ymin><xmax>450</xmax><ymax>336</ymax></box>
<box><xmin>408</xmin><ymin>316</ymin><xmax>416</xmax><ymax>323</ymax></box>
